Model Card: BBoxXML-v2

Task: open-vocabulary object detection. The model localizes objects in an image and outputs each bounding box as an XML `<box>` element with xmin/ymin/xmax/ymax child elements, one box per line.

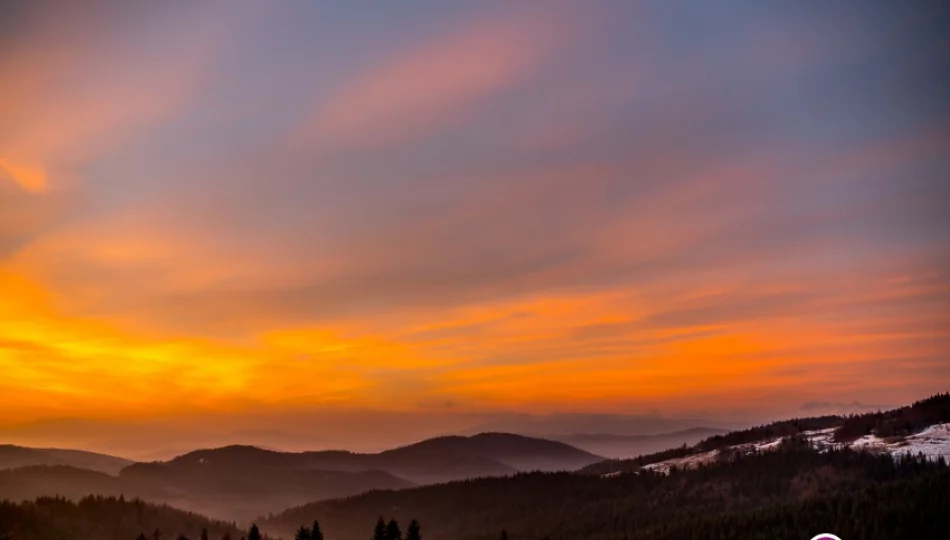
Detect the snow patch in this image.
<box><xmin>641</xmin><ymin>450</ymin><xmax>719</xmax><ymax>474</ymax></box>
<box><xmin>889</xmin><ymin>423</ymin><xmax>950</xmax><ymax>460</ymax></box>
<box><xmin>595</xmin><ymin>423</ymin><xmax>950</xmax><ymax>477</ymax></box>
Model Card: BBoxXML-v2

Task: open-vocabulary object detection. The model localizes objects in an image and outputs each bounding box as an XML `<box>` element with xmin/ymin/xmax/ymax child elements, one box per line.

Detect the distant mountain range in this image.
<box><xmin>0</xmin><ymin>432</ymin><xmax>602</xmax><ymax>522</ymax></box>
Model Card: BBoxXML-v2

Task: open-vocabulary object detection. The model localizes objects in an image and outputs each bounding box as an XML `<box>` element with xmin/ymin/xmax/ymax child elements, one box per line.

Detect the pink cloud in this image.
<box><xmin>308</xmin><ymin>11</ymin><xmax>572</xmax><ymax>148</ymax></box>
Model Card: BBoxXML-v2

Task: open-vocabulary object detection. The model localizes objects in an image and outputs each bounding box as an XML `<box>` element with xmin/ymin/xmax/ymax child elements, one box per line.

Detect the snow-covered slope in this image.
<box><xmin>847</xmin><ymin>423</ymin><xmax>950</xmax><ymax>460</ymax></box>
<box><xmin>602</xmin><ymin>423</ymin><xmax>950</xmax><ymax>477</ymax></box>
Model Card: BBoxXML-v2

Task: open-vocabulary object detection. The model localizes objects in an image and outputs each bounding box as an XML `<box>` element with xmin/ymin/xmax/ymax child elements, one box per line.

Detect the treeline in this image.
<box><xmin>134</xmin><ymin>523</ymin><xmax>269</xmax><ymax>540</ymax></box>
<box><xmin>290</xmin><ymin>517</ymin><xmax>421</xmax><ymax>540</ymax></box>
<box><xmin>262</xmin><ymin>443</ymin><xmax>949</xmax><ymax>540</ymax></box>
<box><xmin>834</xmin><ymin>392</ymin><xmax>950</xmax><ymax>442</ymax></box>
<box><xmin>695</xmin><ymin>415</ymin><xmax>842</xmax><ymax>451</ymax></box>
<box><xmin>580</xmin><ymin>416</ymin><xmax>843</xmax><ymax>476</ymax></box>
<box><xmin>579</xmin><ymin>443</ymin><xmax>694</xmax><ymax>476</ymax></box>
<box><xmin>0</xmin><ymin>495</ymin><xmax>242</xmax><ymax>540</ymax></box>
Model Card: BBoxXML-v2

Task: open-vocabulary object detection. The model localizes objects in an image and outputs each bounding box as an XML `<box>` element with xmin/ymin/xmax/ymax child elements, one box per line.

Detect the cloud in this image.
<box><xmin>0</xmin><ymin>1</ymin><xmax>947</xmax><ymax>439</ymax></box>
<box><xmin>306</xmin><ymin>9</ymin><xmax>570</xmax><ymax>149</ymax></box>
<box><xmin>0</xmin><ymin>1</ymin><xmax>252</xmax><ymax>194</ymax></box>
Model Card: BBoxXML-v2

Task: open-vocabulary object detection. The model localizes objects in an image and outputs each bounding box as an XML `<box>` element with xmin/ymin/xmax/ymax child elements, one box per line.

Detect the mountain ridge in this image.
<box><xmin>0</xmin><ymin>444</ymin><xmax>133</xmax><ymax>475</ymax></box>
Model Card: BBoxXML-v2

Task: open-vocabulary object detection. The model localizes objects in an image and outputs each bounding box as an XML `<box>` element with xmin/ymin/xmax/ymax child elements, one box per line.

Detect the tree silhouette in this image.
<box><xmin>385</xmin><ymin>518</ymin><xmax>402</xmax><ymax>540</ymax></box>
<box><xmin>295</xmin><ymin>526</ymin><xmax>311</xmax><ymax>540</ymax></box>
<box><xmin>136</xmin><ymin>534</ymin><xmax>147</xmax><ymax>540</ymax></box>
<box><xmin>372</xmin><ymin>517</ymin><xmax>387</xmax><ymax>540</ymax></box>
<box><xmin>201</xmin><ymin>529</ymin><xmax>209</xmax><ymax>540</ymax></box>
<box><xmin>248</xmin><ymin>525</ymin><xmax>262</xmax><ymax>540</ymax></box>
<box><xmin>312</xmin><ymin>520</ymin><xmax>323</xmax><ymax>540</ymax></box>
<box><xmin>405</xmin><ymin>519</ymin><xmax>421</xmax><ymax>540</ymax></box>
<box><xmin>500</xmin><ymin>529</ymin><xmax>509</xmax><ymax>540</ymax></box>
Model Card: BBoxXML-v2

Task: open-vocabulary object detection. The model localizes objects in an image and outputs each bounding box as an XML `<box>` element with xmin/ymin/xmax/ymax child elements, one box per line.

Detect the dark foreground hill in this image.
<box><xmin>0</xmin><ymin>445</ymin><xmax>132</xmax><ymax>475</ymax></box>
<box><xmin>261</xmin><ymin>441</ymin><xmax>949</xmax><ymax>540</ymax></box>
<box><xmin>0</xmin><ymin>495</ymin><xmax>244</xmax><ymax>540</ymax></box>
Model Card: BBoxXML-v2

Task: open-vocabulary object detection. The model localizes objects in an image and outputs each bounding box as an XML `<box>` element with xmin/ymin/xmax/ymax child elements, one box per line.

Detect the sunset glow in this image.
<box><xmin>1</xmin><ymin>1</ymin><xmax>948</xmax><ymax>456</ymax></box>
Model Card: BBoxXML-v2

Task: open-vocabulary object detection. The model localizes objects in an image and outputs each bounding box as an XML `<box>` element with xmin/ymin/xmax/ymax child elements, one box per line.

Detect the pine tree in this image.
<box><xmin>136</xmin><ymin>534</ymin><xmax>148</xmax><ymax>540</ymax></box>
<box><xmin>500</xmin><ymin>530</ymin><xmax>508</xmax><ymax>540</ymax></box>
<box><xmin>248</xmin><ymin>525</ymin><xmax>262</xmax><ymax>540</ymax></box>
<box><xmin>201</xmin><ymin>529</ymin><xmax>209</xmax><ymax>540</ymax></box>
<box><xmin>404</xmin><ymin>519</ymin><xmax>421</xmax><ymax>540</ymax></box>
<box><xmin>295</xmin><ymin>526</ymin><xmax>311</xmax><ymax>540</ymax></box>
<box><xmin>372</xmin><ymin>517</ymin><xmax>387</xmax><ymax>540</ymax></box>
<box><xmin>312</xmin><ymin>520</ymin><xmax>323</xmax><ymax>540</ymax></box>
<box><xmin>385</xmin><ymin>518</ymin><xmax>402</xmax><ymax>540</ymax></box>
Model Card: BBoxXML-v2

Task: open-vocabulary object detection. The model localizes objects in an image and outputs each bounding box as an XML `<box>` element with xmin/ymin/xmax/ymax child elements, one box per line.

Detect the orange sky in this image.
<box><xmin>1</xmin><ymin>1</ymin><xmax>948</xmax><ymax>455</ymax></box>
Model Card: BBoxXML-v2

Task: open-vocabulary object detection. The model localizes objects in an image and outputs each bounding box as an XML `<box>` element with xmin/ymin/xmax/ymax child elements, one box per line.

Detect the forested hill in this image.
<box><xmin>0</xmin><ymin>496</ymin><xmax>244</xmax><ymax>540</ymax></box>
<box><xmin>260</xmin><ymin>440</ymin><xmax>949</xmax><ymax>540</ymax></box>
<box><xmin>581</xmin><ymin>392</ymin><xmax>950</xmax><ymax>476</ymax></box>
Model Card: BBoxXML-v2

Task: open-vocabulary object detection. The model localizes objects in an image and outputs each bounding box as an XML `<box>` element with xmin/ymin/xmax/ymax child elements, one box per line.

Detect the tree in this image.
<box><xmin>372</xmin><ymin>517</ymin><xmax>387</xmax><ymax>540</ymax></box>
<box><xmin>248</xmin><ymin>525</ymin><xmax>262</xmax><ymax>540</ymax></box>
<box><xmin>500</xmin><ymin>530</ymin><xmax>508</xmax><ymax>540</ymax></box>
<box><xmin>404</xmin><ymin>519</ymin><xmax>421</xmax><ymax>540</ymax></box>
<box><xmin>177</xmin><ymin>536</ymin><xmax>190</xmax><ymax>540</ymax></box>
<box><xmin>201</xmin><ymin>529</ymin><xmax>209</xmax><ymax>540</ymax></box>
<box><xmin>136</xmin><ymin>534</ymin><xmax>148</xmax><ymax>540</ymax></box>
<box><xmin>295</xmin><ymin>526</ymin><xmax>311</xmax><ymax>540</ymax></box>
<box><xmin>385</xmin><ymin>519</ymin><xmax>402</xmax><ymax>540</ymax></box>
<box><xmin>312</xmin><ymin>520</ymin><xmax>323</xmax><ymax>540</ymax></box>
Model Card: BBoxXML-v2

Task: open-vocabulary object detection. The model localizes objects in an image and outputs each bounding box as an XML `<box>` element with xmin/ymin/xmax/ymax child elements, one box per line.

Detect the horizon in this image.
<box><xmin>2</xmin><ymin>0</ymin><xmax>948</xmax><ymax>460</ymax></box>
<box><xmin>0</xmin><ymin>397</ymin><xmax>912</xmax><ymax>461</ymax></box>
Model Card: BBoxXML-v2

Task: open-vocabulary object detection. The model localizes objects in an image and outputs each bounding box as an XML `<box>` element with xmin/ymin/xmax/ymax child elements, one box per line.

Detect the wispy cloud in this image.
<box><xmin>307</xmin><ymin>9</ymin><xmax>571</xmax><ymax>149</ymax></box>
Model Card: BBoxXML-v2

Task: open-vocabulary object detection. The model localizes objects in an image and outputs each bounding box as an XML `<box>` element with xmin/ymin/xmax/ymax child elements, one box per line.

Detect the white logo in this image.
<box><xmin>810</xmin><ymin>535</ymin><xmax>842</xmax><ymax>540</ymax></box>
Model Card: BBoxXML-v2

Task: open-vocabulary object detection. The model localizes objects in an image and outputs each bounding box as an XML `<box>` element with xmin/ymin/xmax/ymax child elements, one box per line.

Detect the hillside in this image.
<box><xmin>0</xmin><ymin>495</ymin><xmax>244</xmax><ymax>540</ymax></box>
<box><xmin>0</xmin><ymin>466</ymin><xmax>133</xmax><ymax>503</ymax></box>
<box><xmin>582</xmin><ymin>393</ymin><xmax>950</xmax><ymax>476</ymax></box>
<box><xmin>0</xmin><ymin>446</ymin><xmax>132</xmax><ymax>475</ymax></box>
<box><xmin>119</xmin><ymin>460</ymin><xmax>412</xmax><ymax>521</ymax></box>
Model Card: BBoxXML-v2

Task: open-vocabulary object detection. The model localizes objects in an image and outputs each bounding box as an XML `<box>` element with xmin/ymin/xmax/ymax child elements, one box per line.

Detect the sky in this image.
<box><xmin>1</xmin><ymin>0</ymin><xmax>949</xmax><ymax>457</ymax></box>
